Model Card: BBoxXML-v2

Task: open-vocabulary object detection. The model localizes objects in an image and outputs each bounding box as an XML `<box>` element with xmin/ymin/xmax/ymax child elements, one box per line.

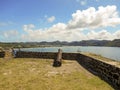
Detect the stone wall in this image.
<box><xmin>15</xmin><ymin>51</ymin><xmax>78</xmax><ymax>60</ymax></box>
<box><xmin>16</xmin><ymin>51</ymin><xmax>57</xmax><ymax>59</ymax></box>
<box><xmin>77</xmin><ymin>54</ymin><xmax>120</xmax><ymax>90</ymax></box>
<box><xmin>15</xmin><ymin>51</ymin><xmax>120</xmax><ymax>89</ymax></box>
<box><xmin>62</xmin><ymin>53</ymin><xmax>79</xmax><ymax>60</ymax></box>
<box><xmin>0</xmin><ymin>52</ymin><xmax>5</xmax><ymax>58</ymax></box>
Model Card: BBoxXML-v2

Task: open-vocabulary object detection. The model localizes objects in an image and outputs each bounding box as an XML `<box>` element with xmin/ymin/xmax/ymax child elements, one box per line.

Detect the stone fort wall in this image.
<box><xmin>16</xmin><ymin>51</ymin><xmax>57</xmax><ymax>59</ymax></box>
<box><xmin>15</xmin><ymin>51</ymin><xmax>79</xmax><ymax>60</ymax></box>
<box><xmin>77</xmin><ymin>54</ymin><xmax>120</xmax><ymax>90</ymax></box>
<box><xmin>0</xmin><ymin>52</ymin><xmax>5</xmax><ymax>58</ymax></box>
<box><xmin>1</xmin><ymin>51</ymin><xmax>120</xmax><ymax>89</ymax></box>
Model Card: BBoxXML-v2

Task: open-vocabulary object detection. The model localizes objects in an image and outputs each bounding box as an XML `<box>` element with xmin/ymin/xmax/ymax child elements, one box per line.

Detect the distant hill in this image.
<box><xmin>0</xmin><ymin>39</ymin><xmax>120</xmax><ymax>48</ymax></box>
<box><xmin>68</xmin><ymin>40</ymin><xmax>110</xmax><ymax>46</ymax></box>
<box><xmin>107</xmin><ymin>39</ymin><xmax>120</xmax><ymax>47</ymax></box>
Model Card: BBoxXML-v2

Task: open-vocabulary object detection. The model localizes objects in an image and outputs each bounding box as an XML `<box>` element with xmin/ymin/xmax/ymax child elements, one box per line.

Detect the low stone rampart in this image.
<box><xmin>77</xmin><ymin>54</ymin><xmax>120</xmax><ymax>90</ymax></box>
<box><xmin>15</xmin><ymin>51</ymin><xmax>79</xmax><ymax>60</ymax></box>
<box><xmin>16</xmin><ymin>51</ymin><xmax>57</xmax><ymax>59</ymax></box>
<box><xmin>6</xmin><ymin>51</ymin><xmax>120</xmax><ymax>89</ymax></box>
<box><xmin>62</xmin><ymin>53</ymin><xmax>79</xmax><ymax>60</ymax></box>
<box><xmin>0</xmin><ymin>52</ymin><xmax>5</xmax><ymax>58</ymax></box>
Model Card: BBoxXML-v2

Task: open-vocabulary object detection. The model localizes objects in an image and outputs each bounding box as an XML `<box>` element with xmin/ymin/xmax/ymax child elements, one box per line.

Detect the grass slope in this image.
<box><xmin>0</xmin><ymin>58</ymin><xmax>113</xmax><ymax>90</ymax></box>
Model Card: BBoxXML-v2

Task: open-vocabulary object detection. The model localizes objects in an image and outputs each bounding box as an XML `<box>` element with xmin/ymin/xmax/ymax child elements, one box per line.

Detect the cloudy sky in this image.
<box><xmin>0</xmin><ymin>0</ymin><xmax>120</xmax><ymax>42</ymax></box>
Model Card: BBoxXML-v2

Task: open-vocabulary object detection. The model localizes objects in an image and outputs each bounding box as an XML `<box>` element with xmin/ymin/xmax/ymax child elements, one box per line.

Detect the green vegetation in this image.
<box><xmin>0</xmin><ymin>42</ymin><xmax>43</xmax><ymax>49</ymax></box>
<box><xmin>0</xmin><ymin>58</ymin><xmax>113</xmax><ymax>90</ymax></box>
<box><xmin>0</xmin><ymin>39</ymin><xmax>120</xmax><ymax>48</ymax></box>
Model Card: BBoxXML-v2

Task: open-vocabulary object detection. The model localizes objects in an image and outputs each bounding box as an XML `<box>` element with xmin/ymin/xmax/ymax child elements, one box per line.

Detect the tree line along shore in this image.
<box><xmin>0</xmin><ymin>39</ymin><xmax>120</xmax><ymax>49</ymax></box>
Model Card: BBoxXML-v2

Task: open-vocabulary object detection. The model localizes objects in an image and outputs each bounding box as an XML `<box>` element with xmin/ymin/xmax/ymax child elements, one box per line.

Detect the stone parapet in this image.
<box><xmin>77</xmin><ymin>54</ymin><xmax>120</xmax><ymax>90</ymax></box>
<box><xmin>13</xmin><ymin>51</ymin><xmax>120</xmax><ymax>89</ymax></box>
<box><xmin>0</xmin><ymin>52</ymin><xmax>5</xmax><ymax>58</ymax></box>
<box><xmin>16</xmin><ymin>51</ymin><xmax>57</xmax><ymax>59</ymax></box>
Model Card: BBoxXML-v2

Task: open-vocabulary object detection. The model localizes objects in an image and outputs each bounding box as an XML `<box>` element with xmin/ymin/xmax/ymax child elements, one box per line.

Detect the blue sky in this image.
<box><xmin>0</xmin><ymin>0</ymin><xmax>120</xmax><ymax>42</ymax></box>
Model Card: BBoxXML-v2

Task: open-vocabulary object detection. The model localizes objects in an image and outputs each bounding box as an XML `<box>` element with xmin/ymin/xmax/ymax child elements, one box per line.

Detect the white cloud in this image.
<box><xmin>3</xmin><ymin>30</ymin><xmax>18</xmax><ymax>38</ymax></box>
<box><xmin>47</xmin><ymin>16</ymin><xmax>55</xmax><ymax>23</ymax></box>
<box><xmin>21</xmin><ymin>24</ymin><xmax>120</xmax><ymax>42</ymax></box>
<box><xmin>0</xmin><ymin>22</ymin><xmax>8</xmax><ymax>26</ymax></box>
<box><xmin>86</xmin><ymin>30</ymin><xmax>114</xmax><ymax>40</ymax></box>
<box><xmin>21</xmin><ymin>5</ymin><xmax>120</xmax><ymax>41</ymax></box>
<box><xmin>114</xmin><ymin>30</ymin><xmax>120</xmax><ymax>39</ymax></box>
<box><xmin>0</xmin><ymin>30</ymin><xmax>20</xmax><ymax>42</ymax></box>
<box><xmin>23</xmin><ymin>24</ymin><xmax>35</xmax><ymax>31</ymax></box>
<box><xmin>1</xmin><ymin>5</ymin><xmax>120</xmax><ymax>42</ymax></box>
<box><xmin>80</xmin><ymin>0</ymin><xmax>87</xmax><ymax>6</ymax></box>
<box><xmin>86</xmin><ymin>30</ymin><xmax>120</xmax><ymax>40</ymax></box>
<box><xmin>22</xmin><ymin>23</ymin><xmax>67</xmax><ymax>41</ymax></box>
<box><xmin>76</xmin><ymin>0</ymin><xmax>87</xmax><ymax>6</ymax></box>
<box><xmin>67</xmin><ymin>5</ymin><xmax>120</xmax><ymax>29</ymax></box>
<box><xmin>0</xmin><ymin>21</ymin><xmax>16</xmax><ymax>27</ymax></box>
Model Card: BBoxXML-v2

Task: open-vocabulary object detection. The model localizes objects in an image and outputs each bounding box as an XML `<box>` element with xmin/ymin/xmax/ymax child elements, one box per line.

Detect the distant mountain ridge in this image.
<box><xmin>0</xmin><ymin>39</ymin><xmax>120</xmax><ymax>48</ymax></box>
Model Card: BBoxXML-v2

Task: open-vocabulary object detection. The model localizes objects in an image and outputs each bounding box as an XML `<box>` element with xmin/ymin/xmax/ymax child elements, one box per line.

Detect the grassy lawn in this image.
<box><xmin>0</xmin><ymin>58</ymin><xmax>113</xmax><ymax>90</ymax></box>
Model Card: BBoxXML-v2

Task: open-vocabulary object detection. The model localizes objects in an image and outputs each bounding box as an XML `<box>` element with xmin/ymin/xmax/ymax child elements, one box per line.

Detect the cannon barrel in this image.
<box><xmin>53</xmin><ymin>49</ymin><xmax>62</xmax><ymax>67</ymax></box>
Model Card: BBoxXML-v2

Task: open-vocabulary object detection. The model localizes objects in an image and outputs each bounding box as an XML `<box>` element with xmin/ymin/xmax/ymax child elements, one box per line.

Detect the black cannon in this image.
<box><xmin>53</xmin><ymin>49</ymin><xmax>62</xmax><ymax>67</ymax></box>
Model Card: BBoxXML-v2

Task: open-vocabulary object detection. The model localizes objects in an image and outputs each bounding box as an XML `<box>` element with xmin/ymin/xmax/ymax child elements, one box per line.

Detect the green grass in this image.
<box><xmin>0</xmin><ymin>58</ymin><xmax>113</xmax><ymax>90</ymax></box>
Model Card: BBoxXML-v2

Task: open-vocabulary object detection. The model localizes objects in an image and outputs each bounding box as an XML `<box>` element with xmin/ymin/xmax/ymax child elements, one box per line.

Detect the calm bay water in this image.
<box><xmin>20</xmin><ymin>46</ymin><xmax>120</xmax><ymax>61</ymax></box>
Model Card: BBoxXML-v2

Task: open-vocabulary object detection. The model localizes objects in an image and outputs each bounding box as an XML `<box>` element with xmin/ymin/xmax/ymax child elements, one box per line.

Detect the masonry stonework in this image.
<box><xmin>0</xmin><ymin>52</ymin><xmax>5</xmax><ymax>58</ymax></box>
<box><xmin>16</xmin><ymin>51</ymin><xmax>57</xmax><ymax>59</ymax></box>
<box><xmin>1</xmin><ymin>51</ymin><xmax>120</xmax><ymax>89</ymax></box>
<box><xmin>77</xmin><ymin>54</ymin><xmax>120</xmax><ymax>90</ymax></box>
